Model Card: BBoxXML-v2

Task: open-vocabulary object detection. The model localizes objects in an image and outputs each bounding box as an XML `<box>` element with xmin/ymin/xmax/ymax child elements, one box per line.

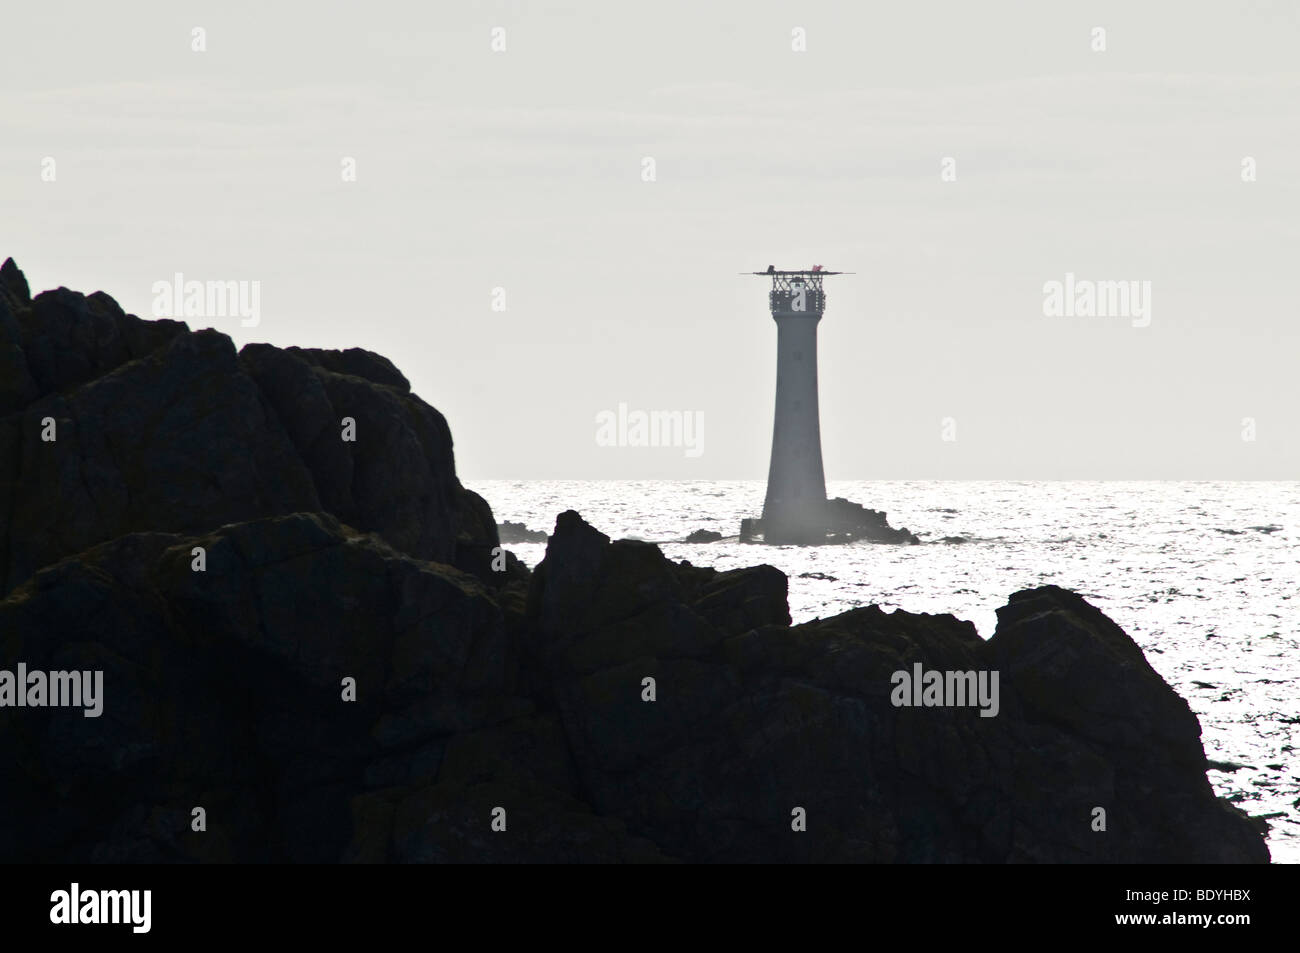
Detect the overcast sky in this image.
<box><xmin>3</xmin><ymin>1</ymin><xmax>1298</xmax><ymax>479</ymax></box>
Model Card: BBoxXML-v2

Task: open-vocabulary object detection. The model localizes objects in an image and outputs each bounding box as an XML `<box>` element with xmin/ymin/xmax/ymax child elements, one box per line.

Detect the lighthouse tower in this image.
<box><xmin>749</xmin><ymin>266</ymin><xmax>849</xmax><ymax>544</ymax></box>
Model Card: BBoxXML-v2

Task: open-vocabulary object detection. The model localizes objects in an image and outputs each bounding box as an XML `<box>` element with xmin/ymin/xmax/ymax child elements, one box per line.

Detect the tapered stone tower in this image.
<box><xmin>750</xmin><ymin>267</ymin><xmax>847</xmax><ymax>544</ymax></box>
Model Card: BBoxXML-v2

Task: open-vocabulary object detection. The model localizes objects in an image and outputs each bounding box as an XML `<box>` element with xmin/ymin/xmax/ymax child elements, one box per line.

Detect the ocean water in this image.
<box><xmin>470</xmin><ymin>479</ymin><xmax>1300</xmax><ymax>864</ymax></box>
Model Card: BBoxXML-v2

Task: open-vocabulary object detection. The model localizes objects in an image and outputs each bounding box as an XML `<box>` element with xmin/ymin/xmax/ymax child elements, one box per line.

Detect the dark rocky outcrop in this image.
<box><xmin>0</xmin><ymin>259</ymin><xmax>499</xmax><ymax>596</ymax></box>
<box><xmin>684</xmin><ymin>528</ymin><xmax>723</xmax><ymax>543</ymax></box>
<box><xmin>520</xmin><ymin>518</ymin><xmax>1265</xmax><ymax>863</ymax></box>
<box><xmin>740</xmin><ymin>498</ymin><xmax>919</xmax><ymax>545</ymax></box>
<box><xmin>822</xmin><ymin>497</ymin><xmax>920</xmax><ymax>544</ymax></box>
<box><xmin>0</xmin><ymin>260</ymin><xmax>1269</xmax><ymax>863</ymax></box>
<box><xmin>498</xmin><ymin>521</ymin><xmax>547</xmax><ymax>544</ymax></box>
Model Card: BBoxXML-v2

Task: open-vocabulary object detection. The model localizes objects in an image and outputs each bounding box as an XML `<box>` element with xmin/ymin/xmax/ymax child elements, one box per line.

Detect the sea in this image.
<box><xmin>470</xmin><ymin>479</ymin><xmax>1300</xmax><ymax>864</ymax></box>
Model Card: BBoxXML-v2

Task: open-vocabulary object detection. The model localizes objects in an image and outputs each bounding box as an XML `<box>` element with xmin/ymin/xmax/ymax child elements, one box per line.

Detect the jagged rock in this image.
<box><xmin>740</xmin><ymin>497</ymin><xmax>919</xmax><ymax>545</ymax></box>
<box><xmin>0</xmin><ymin>260</ymin><xmax>499</xmax><ymax>596</ymax></box>
<box><xmin>0</xmin><ymin>257</ymin><xmax>31</xmax><ymax>304</ymax></box>
<box><xmin>239</xmin><ymin>341</ymin><xmax>478</xmax><ymax>569</ymax></box>
<box><xmin>0</xmin><ymin>290</ymin><xmax>37</xmax><ymax>413</ymax></box>
<box><xmin>498</xmin><ymin>521</ymin><xmax>547</xmax><ymax>544</ymax></box>
<box><xmin>823</xmin><ymin>497</ymin><xmax>919</xmax><ymax>544</ymax></box>
<box><xmin>1207</xmin><ymin>759</ymin><xmax>1249</xmax><ymax>773</ymax></box>
<box><xmin>285</xmin><ymin>346</ymin><xmax>411</xmax><ymax>391</ymax></box>
<box><xmin>1</xmin><ymin>329</ymin><xmax>319</xmax><ymax>595</ymax></box>
<box><xmin>684</xmin><ymin>529</ymin><xmax>723</xmax><ymax>543</ymax></box>
<box><xmin>0</xmin><ymin>513</ymin><xmax>520</xmax><ymax>862</ymax></box>
<box><xmin>0</xmin><ymin>262</ymin><xmax>1270</xmax><ymax>864</ymax></box>
<box><xmin>982</xmin><ymin>586</ymin><xmax>1269</xmax><ymax>862</ymax></box>
<box><xmin>528</xmin><ymin>516</ymin><xmax>1267</xmax><ymax>863</ymax></box>
<box><xmin>18</xmin><ymin>286</ymin><xmax>187</xmax><ymax>399</ymax></box>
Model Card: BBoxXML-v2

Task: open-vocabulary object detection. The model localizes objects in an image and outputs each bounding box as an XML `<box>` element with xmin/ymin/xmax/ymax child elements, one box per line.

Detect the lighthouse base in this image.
<box><xmin>741</xmin><ymin>498</ymin><xmax>919</xmax><ymax>546</ymax></box>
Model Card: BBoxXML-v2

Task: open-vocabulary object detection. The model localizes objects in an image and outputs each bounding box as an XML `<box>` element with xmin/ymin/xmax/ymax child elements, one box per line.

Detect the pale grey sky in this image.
<box><xmin>3</xmin><ymin>1</ymin><xmax>1298</xmax><ymax>478</ymax></box>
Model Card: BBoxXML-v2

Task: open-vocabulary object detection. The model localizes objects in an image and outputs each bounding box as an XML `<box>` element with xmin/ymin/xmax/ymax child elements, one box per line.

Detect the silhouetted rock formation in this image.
<box><xmin>740</xmin><ymin>498</ymin><xmax>918</xmax><ymax>545</ymax></box>
<box><xmin>684</xmin><ymin>528</ymin><xmax>723</xmax><ymax>543</ymax></box>
<box><xmin>0</xmin><ymin>260</ymin><xmax>1269</xmax><ymax>863</ymax></box>
<box><xmin>0</xmin><ymin>259</ymin><xmax>500</xmax><ymax>596</ymax></box>
<box><xmin>498</xmin><ymin>521</ymin><xmax>548</xmax><ymax>544</ymax></box>
<box><xmin>823</xmin><ymin>497</ymin><xmax>920</xmax><ymax>544</ymax></box>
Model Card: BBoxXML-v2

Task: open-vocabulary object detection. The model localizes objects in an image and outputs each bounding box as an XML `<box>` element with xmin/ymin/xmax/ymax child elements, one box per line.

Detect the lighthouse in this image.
<box><xmin>737</xmin><ymin>266</ymin><xmax>918</xmax><ymax>547</ymax></box>
<box><xmin>749</xmin><ymin>267</ymin><xmax>848</xmax><ymax>544</ymax></box>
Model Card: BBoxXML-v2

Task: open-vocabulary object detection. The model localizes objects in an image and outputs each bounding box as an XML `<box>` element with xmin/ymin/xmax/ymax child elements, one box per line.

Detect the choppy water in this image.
<box><xmin>470</xmin><ymin>479</ymin><xmax>1300</xmax><ymax>864</ymax></box>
